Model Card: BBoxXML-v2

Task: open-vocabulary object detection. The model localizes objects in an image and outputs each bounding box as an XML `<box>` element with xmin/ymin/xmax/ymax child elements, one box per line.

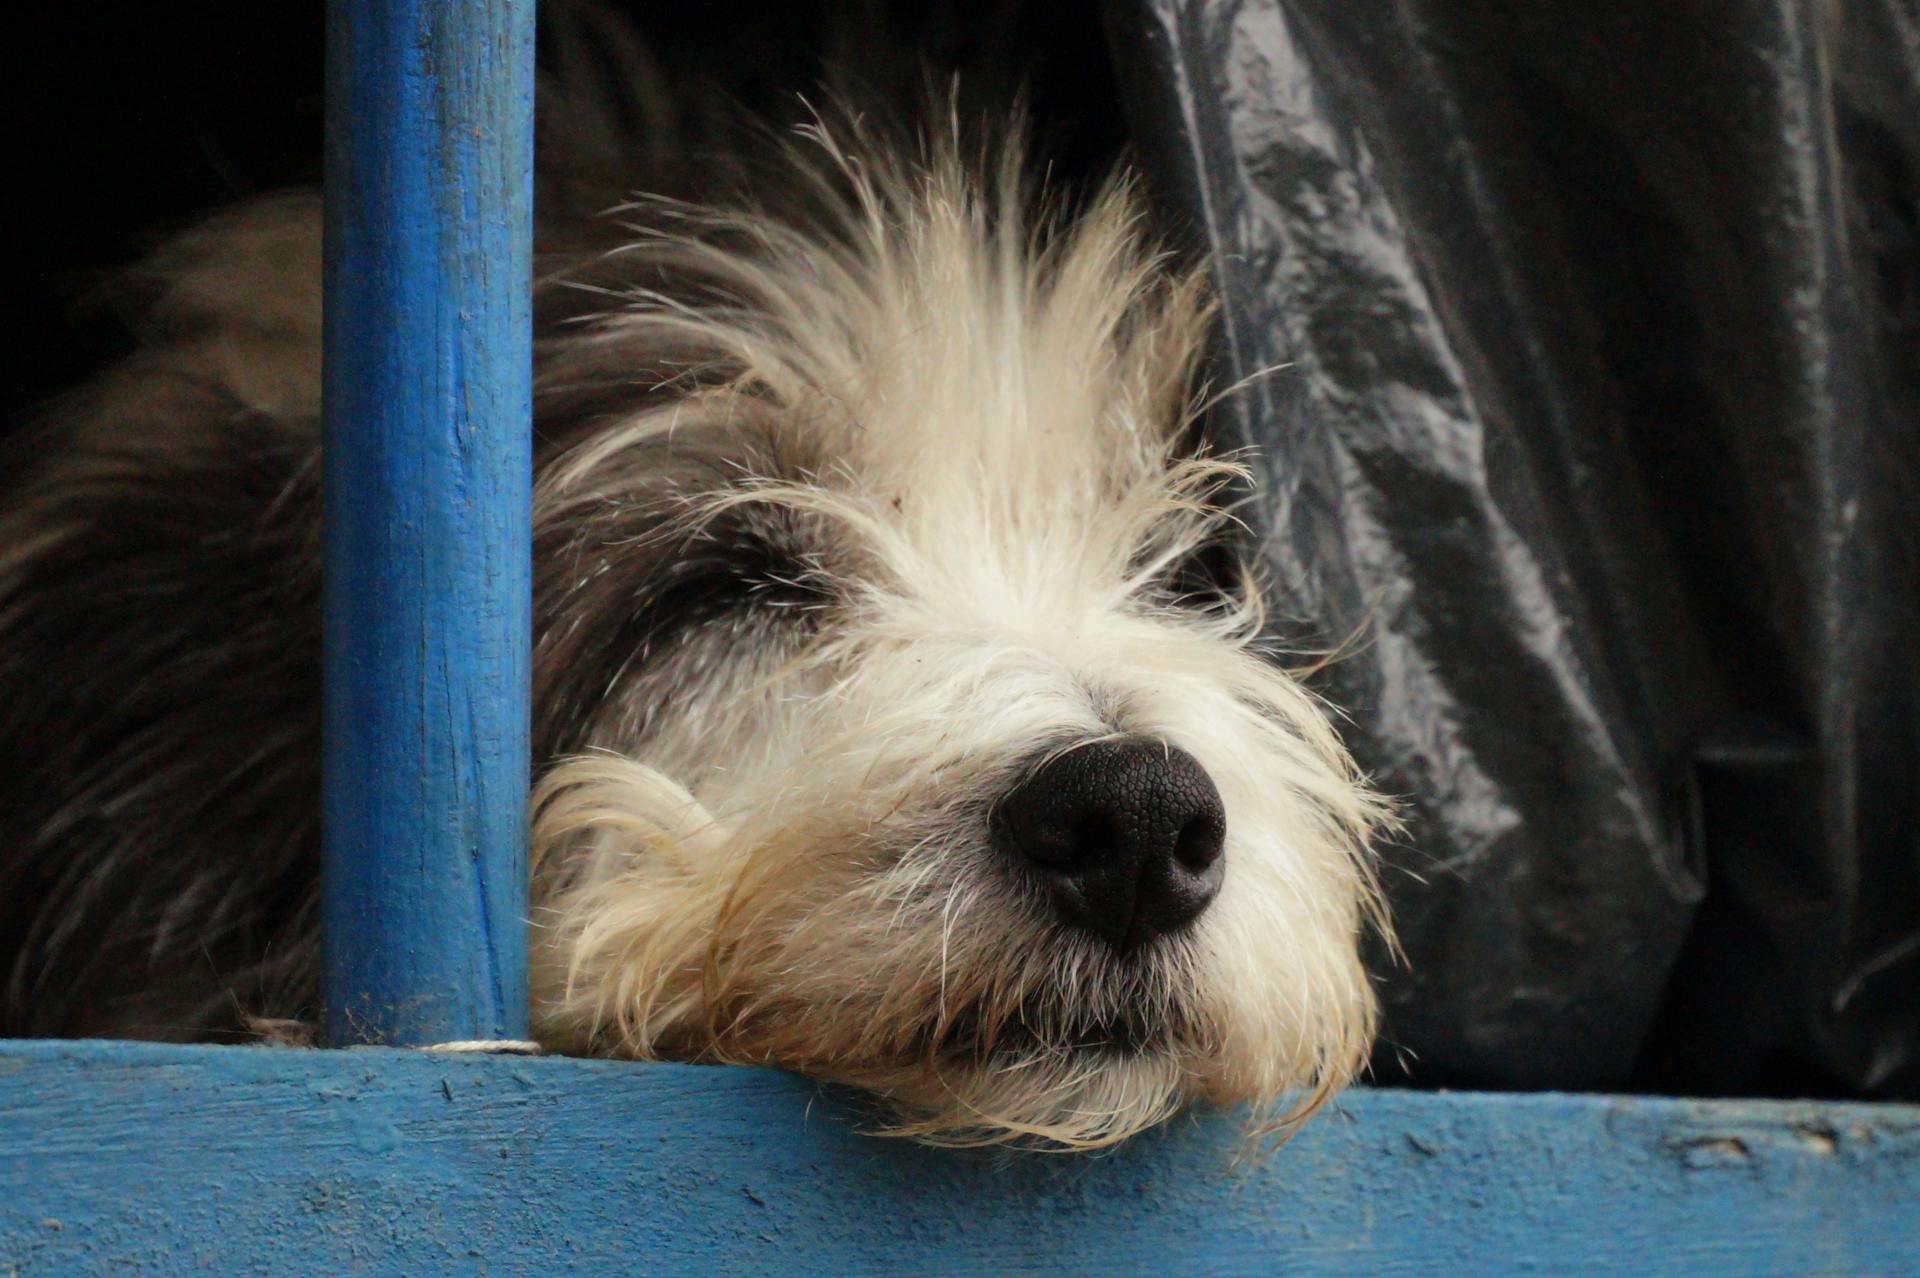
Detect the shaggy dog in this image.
<box><xmin>0</xmin><ymin>67</ymin><xmax>1387</xmax><ymax>1147</ymax></box>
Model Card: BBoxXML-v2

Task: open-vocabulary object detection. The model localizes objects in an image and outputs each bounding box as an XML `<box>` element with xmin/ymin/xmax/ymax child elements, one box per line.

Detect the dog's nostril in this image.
<box><xmin>1174</xmin><ymin>811</ymin><xmax>1225</xmax><ymax>872</ymax></box>
<box><xmin>994</xmin><ymin>737</ymin><xmax>1226</xmax><ymax>952</ymax></box>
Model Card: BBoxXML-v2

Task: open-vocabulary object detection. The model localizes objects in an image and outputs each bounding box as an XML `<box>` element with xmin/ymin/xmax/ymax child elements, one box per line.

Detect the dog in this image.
<box><xmin>0</xmin><ymin>68</ymin><xmax>1388</xmax><ymax>1147</ymax></box>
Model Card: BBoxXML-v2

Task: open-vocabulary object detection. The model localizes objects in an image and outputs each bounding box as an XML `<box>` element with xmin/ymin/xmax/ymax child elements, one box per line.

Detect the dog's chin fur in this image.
<box><xmin>0</xmin><ymin>77</ymin><xmax>1387</xmax><ymax>1147</ymax></box>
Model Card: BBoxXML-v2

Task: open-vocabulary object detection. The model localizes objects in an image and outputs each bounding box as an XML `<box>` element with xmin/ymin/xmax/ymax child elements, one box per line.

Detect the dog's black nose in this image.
<box><xmin>995</xmin><ymin>738</ymin><xmax>1226</xmax><ymax>951</ymax></box>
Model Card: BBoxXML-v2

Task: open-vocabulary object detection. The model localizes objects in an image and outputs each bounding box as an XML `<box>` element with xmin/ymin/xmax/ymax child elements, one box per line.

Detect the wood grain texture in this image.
<box><xmin>319</xmin><ymin>0</ymin><xmax>536</xmax><ymax>1045</ymax></box>
<box><xmin>1</xmin><ymin>1041</ymin><xmax>1915</xmax><ymax>1275</ymax></box>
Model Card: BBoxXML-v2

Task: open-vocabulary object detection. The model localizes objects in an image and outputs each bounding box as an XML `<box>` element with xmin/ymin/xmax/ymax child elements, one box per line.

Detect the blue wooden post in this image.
<box><xmin>321</xmin><ymin>0</ymin><xmax>535</xmax><ymax>1045</ymax></box>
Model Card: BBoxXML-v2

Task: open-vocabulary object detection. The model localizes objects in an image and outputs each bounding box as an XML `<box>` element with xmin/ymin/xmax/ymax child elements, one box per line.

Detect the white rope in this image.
<box><xmin>420</xmin><ymin>1039</ymin><xmax>545</xmax><ymax>1055</ymax></box>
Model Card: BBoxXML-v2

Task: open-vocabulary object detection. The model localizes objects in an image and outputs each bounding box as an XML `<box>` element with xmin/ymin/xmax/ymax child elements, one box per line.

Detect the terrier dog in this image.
<box><xmin>0</xmin><ymin>93</ymin><xmax>1386</xmax><ymax>1147</ymax></box>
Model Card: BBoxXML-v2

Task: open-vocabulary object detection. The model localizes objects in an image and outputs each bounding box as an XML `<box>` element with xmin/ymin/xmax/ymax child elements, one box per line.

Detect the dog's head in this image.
<box><xmin>525</xmin><ymin>121</ymin><xmax>1388</xmax><ymax>1147</ymax></box>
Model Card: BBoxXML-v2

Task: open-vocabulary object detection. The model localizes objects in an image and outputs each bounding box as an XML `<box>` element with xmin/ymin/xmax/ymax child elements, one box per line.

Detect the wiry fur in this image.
<box><xmin>0</xmin><ymin>104</ymin><xmax>1387</xmax><ymax>1147</ymax></box>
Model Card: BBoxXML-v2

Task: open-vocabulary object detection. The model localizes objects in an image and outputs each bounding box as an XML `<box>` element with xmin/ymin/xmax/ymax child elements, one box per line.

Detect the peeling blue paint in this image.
<box><xmin>2</xmin><ymin>1042</ymin><xmax>1915</xmax><ymax>1275</ymax></box>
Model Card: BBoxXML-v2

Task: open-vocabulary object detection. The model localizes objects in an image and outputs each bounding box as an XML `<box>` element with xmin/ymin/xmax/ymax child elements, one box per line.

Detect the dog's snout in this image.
<box><xmin>995</xmin><ymin>738</ymin><xmax>1226</xmax><ymax>951</ymax></box>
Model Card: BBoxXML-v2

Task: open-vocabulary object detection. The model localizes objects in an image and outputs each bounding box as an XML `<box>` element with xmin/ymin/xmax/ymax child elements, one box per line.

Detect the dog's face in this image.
<box><xmin>525</xmin><ymin>135</ymin><xmax>1386</xmax><ymax>1147</ymax></box>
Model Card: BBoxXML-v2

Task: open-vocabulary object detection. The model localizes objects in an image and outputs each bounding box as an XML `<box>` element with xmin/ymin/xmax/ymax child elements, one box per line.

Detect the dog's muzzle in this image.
<box><xmin>993</xmin><ymin>737</ymin><xmax>1226</xmax><ymax>952</ymax></box>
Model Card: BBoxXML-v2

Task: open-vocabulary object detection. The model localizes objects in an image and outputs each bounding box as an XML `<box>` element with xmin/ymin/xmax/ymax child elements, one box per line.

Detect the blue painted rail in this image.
<box><xmin>2</xmin><ymin>1042</ymin><xmax>1916</xmax><ymax>1276</ymax></box>
<box><xmin>320</xmin><ymin>0</ymin><xmax>536</xmax><ymax>1046</ymax></box>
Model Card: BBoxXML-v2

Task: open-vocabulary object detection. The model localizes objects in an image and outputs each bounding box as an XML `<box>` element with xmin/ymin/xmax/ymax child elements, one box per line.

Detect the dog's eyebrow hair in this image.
<box><xmin>631</xmin><ymin>516</ymin><xmax>838</xmax><ymax>639</ymax></box>
<box><xmin>533</xmin><ymin>511</ymin><xmax>834</xmax><ymax>754</ymax></box>
<box><xmin>679</xmin><ymin>529</ymin><xmax>832</xmax><ymax>611</ymax></box>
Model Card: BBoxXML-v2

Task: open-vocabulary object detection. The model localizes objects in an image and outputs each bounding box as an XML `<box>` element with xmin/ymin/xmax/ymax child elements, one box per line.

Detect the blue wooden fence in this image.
<box><xmin>2</xmin><ymin>1</ymin><xmax>1917</xmax><ymax>1273</ymax></box>
<box><xmin>320</xmin><ymin>0</ymin><xmax>535</xmax><ymax>1047</ymax></box>
<box><xmin>2</xmin><ymin>1042</ymin><xmax>1916</xmax><ymax>1275</ymax></box>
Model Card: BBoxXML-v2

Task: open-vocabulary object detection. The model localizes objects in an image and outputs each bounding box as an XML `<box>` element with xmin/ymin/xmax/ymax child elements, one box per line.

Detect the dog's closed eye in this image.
<box><xmin>643</xmin><ymin>515</ymin><xmax>840</xmax><ymax>636</ymax></box>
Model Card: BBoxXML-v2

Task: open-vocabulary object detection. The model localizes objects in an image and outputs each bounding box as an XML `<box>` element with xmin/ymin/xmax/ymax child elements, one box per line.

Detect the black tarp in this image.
<box><xmin>1112</xmin><ymin>0</ymin><xmax>1920</xmax><ymax>1098</ymax></box>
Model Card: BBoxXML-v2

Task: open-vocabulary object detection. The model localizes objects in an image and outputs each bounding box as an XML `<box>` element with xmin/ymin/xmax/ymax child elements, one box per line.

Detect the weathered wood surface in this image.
<box><xmin>320</xmin><ymin>0</ymin><xmax>536</xmax><ymax>1046</ymax></box>
<box><xmin>2</xmin><ymin>1041</ymin><xmax>1915</xmax><ymax>1274</ymax></box>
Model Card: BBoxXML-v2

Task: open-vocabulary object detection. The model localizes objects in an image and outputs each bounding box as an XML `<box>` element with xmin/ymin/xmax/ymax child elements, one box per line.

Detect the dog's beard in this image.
<box><xmin>527</xmin><ymin>621</ymin><xmax>1381</xmax><ymax>1149</ymax></box>
<box><xmin>529</xmin><ymin>756</ymin><xmax>1218</xmax><ymax>1148</ymax></box>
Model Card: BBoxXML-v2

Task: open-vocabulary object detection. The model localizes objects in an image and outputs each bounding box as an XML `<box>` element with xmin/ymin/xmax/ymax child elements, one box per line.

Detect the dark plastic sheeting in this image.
<box><xmin>1112</xmin><ymin>0</ymin><xmax>1920</xmax><ymax>1097</ymax></box>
